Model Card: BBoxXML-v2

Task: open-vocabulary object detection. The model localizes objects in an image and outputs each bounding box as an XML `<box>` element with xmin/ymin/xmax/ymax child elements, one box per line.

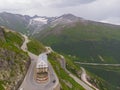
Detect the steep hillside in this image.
<box><xmin>26</xmin><ymin>41</ymin><xmax>85</xmax><ymax>90</ymax></box>
<box><xmin>65</xmin><ymin>55</ymin><xmax>120</xmax><ymax>90</ymax></box>
<box><xmin>27</xmin><ymin>38</ymin><xmax>46</xmax><ymax>55</ymax></box>
<box><xmin>80</xmin><ymin>65</ymin><xmax>120</xmax><ymax>90</ymax></box>
<box><xmin>33</xmin><ymin>14</ymin><xmax>120</xmax><ymax>90</ymax></box>
<box><xmin>48</xmin><ymin>52</ymin><xmax>85</xmax><ymax>90</ymax></box>
<box><xmin>0</xmin><ymin>12</ymin><xmax>55</xmax><ymax>35</ymax></box>
<box><xmin>0</xmin><ymin>12</ymin><xmax>29</xmax><ymax>33</ymax></box>
<box><xmin>0</xmin><ymin>27</ymin><xmax>30</xmax><ymax>90</ymax></box>
<box><xmin>34</xmin><ymin>14</ymin><xmax>120</xmax><ymax>64</ymax></box>
<box><xmin>26</xmin><ymin>37</ymin><xmax>117</xmax><ymax>90</ymax></box>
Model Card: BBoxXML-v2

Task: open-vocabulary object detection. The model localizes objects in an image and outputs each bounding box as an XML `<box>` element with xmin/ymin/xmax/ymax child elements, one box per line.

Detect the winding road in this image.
<box><xmin>19</xmin><ymin>35</ymin><xmax>60</xmax><ymax>90</ymax></box>
<box><xmin>20</xmin><ymin>34</ymin><xmax>99</xmax><ymax>90</ymax></box>
<box><xmin>59</xmin><ymin>55</ymin><xmax>97</xmax><ymax>90</ymax></box>
<box><xmin>75</xmin><ymin>61</ymin><xmax>120</xmax><ymax>90</ymax></box>
<box><xmin>75</xmin><ymin>62</ymin><xmax>120</xmax><ymax>66</ymax></box>
<box><xmin>81</xmin><ymin>67</ymin><xmax>99</xmax><ymax>90</ymax></box>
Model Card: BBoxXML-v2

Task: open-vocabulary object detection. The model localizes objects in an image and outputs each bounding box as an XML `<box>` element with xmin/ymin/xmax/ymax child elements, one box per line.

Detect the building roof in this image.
<box><xmin>36</xmin><ymin>53</ymin><xmax>48</xmax><ymax>68</ymax></box>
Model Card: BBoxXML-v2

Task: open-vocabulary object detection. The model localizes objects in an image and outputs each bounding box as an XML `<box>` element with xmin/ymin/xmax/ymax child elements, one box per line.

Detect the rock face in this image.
<box><xmin>0</xmin><ymin>48</ymin><xmax>30</xmax><ymax>90</ymax></box>
<box><xmin>0</xmin><ymin>27</ymin><xmax>5</xmax><ymax>41</ymax></box>
<box><xmin>0</xmin><ymin>27</ymin><xmax>30</xmax><ymax>90</ymax></box>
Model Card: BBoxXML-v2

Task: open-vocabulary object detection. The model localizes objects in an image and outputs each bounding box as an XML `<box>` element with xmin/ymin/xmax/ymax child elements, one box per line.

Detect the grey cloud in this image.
<box><xmin>0</xmin><ymin>0</ymin><xmax>120</xmax><ymax>25</ymax></box>
<box><xmin>100</xmin><ymin>17</ymin><xmax>120</xmax><ymax>25</ymax></box>
<box><xmin>72</xmin><ymin>0</ymin><xmax>96</xmax><ymax>4</ymax></box>
<box><xmin>50</xmin><ymin>0</ymin><xmax>96</xmax><ymax>8</ymax></box>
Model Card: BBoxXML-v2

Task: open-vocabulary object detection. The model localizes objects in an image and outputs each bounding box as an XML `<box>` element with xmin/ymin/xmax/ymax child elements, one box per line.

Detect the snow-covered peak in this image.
<box><xmin>32</xmin><ymin>17</ymin><xmax>48</xmax><ymax>24</ymax></box>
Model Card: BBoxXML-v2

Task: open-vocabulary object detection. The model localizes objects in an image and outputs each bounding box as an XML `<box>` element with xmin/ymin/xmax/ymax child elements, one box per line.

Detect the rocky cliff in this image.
<box><xmin>0</xmin><ymin>27</ymin><xmax>30</xmax><ymax>90</ymax></box>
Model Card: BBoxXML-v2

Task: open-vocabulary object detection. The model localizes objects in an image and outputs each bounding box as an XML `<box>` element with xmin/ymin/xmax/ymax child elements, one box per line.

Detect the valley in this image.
<box><xmin>33</xmin><ymin>14</ymin><xmax>120</xmax><ymax>90</ymax></box>
<box><xmin>0</xmin><ymin>12</ymin><xmax>120</xmax><ymax>90</ymax></box>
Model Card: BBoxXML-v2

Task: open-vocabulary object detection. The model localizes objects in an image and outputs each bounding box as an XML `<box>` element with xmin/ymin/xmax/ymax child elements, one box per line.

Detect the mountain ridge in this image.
<box><xmin>0</xmin><ymin>12</ymin><xmax>120</xmax><ymax>36</ymax></box>
<box><xmin>32</xmin><ymin>12</ymin><xmax>120</xmax><ymax>90</ymax></box>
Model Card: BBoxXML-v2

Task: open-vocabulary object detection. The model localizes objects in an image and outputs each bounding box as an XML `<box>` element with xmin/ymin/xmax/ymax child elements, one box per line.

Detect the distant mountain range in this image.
<box><xmin>0</xmin><ymin>12</ymin><xmax>48</xmax><ymax>35</ymax></box>
<box><xmin>0</xmin><ymin>12</ymin><xmax>119</xmax><ymax>36</ymax></box>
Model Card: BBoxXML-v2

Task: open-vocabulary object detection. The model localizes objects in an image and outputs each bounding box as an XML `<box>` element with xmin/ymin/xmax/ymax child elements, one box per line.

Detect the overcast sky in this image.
<box><xmin>0</xmin><ymin>0</ymin><xmax>120</xmax><ymax>25</ymax></box>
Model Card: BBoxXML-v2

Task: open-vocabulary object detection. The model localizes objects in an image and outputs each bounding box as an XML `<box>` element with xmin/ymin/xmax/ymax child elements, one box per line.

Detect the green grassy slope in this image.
<box><xmin>35</xmin><ymin>21</ymin><xmax>120</xmax><ymax>64</ymax></box>
<box><xmin>26</xmin><ymin>38</ymin><xmax>85</xmax><ymax>90</ymax></box>
<box><xmin>48</xmin><ymin>52</ymin><xmax>85</xmax><ymax>90</ymax></box>
<box><xmin>27</xmin><ymin>39</ymin><xmax>46</xmax><ymax>55</ymax></box>
<box><xmin>34</xmin><ymin>21</ymin><xmax>120</xmax><ymax>90</ymax></box>
<box><xmin>80</xmin><ymin>65</ymin><xmax>120</xmax><ymax>90</ymax></box>
<box><xmin>0</xmin><ymin>12</ymin><xmax>29</xmax><ymax>33</ymax></box>
<box><xmin>64</xmin><ymin>54</ymin><xmax>118</xmax><ymax>90</ymax></box>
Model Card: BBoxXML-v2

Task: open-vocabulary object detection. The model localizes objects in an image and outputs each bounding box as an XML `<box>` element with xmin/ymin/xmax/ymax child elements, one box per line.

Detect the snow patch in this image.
<box><xmin>27</xmin><ymin>17</ymin><xmax>48</xmax><ymax>28</ymax></box>
<box><xmin>32</xmin><ymin>17</ymin><xmax>48</xmax><ymax>24</ymax></box>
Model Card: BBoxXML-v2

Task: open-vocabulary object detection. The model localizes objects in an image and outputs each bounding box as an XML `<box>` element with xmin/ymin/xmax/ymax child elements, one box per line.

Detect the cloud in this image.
<box><xmin>0</xmin><ymin>0</ymin><xmax>96</xmax><ymax>11</ymax></box>
<box><xmin>0</xmin><ymin>0</ymin><xmax>120</xmax><ymax>25</ymax></box>
<box><xmin>0</xmin><ymin>0</ymin><xmax>42</xmax><ymax>12</ymax></box>
<box><xmin>100</xmin><ymin>17</ymin><xmax>120</xmax><ymax>25</ymax></box>
<box><xmin>47</xmin><ymin>0</ymin><xmax>96</xmax><ymax>8</ymax></box>
<box><xmin>67</xmin><ymin>0</ymin><xmax>120</xmax><ymax>25</ymax></box>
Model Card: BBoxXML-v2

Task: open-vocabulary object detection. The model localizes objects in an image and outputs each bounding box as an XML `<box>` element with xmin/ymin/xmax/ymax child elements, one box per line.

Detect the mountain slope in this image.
<box><xmin>0</xmin><ymin>12</ymin><xmax>55</xmax><ymax>35</ymax></box>
<box><xmin>26</xmin><ymin>41</ymin><xmax>85</xmax><ymax>90</ymax></box>
<box><xmin>33</xmin><ymin>14</ymin><xmax>120</xmax><ymax>90</ymax></box>
<box><xmin>34</xmin><ymin>14</ymin><xmax>120</xmax><ymax>64</ymax></box>
<box><xmin>0</xmin><ymin>12</ymin><xmax>30</xmax><ymax>33</ymax></box>
<box><xmin>0</xmin><ymin>27</ymin><xmax>30</xmax><ymax>90</ymax></box>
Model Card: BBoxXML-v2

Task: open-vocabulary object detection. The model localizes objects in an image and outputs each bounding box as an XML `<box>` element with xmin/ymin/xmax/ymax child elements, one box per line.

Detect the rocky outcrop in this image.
<box><xmin>0</xmin><ymin>48</ymin><xmax>30</xmax><ymax>90</ymax></box>
<box><xmin>0</xmin><ymin>27</ymin><xmax>30</xmax><ymax>90</ymax></box>
<box><xmin>0</xmin><ymin>27</ymin><xmax>5</xmax><ymax>41</ymax></box>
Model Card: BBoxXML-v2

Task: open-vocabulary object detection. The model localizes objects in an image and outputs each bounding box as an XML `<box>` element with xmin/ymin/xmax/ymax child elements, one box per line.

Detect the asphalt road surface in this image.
<box><xmin>81</xmin><ymin>67</ymin><xmax>99</xmax><ymax>90</ymax></box>
<box><xmin>19</xmin><ymin>35</ymin><xmax>59</xmax><ymax>90</ymax></box>
<box><xmin>75</xmin><ymin>62</ymin><xmax>120</xmax><ymax>66</ymax></box>
<box><xmin>59</xmin><ymin>55</ymin><xmax>94</xmax><ymax>90</ymax></box>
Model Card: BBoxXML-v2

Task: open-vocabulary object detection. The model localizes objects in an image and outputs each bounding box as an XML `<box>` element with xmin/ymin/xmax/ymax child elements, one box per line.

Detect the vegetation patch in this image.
<box><xmin>0</xmin><ymin>81</ymin><xmax>5</xmax><ymax>90</ymax></box>
<box><xmin>4</xmin><ymin>31</ymin><xmax>24</xmax><ymax>46</ymax></box>
<box><xmin>61</xmin><ymin>54</ymin><xmax>119</xmax><ymax>90</ymax></box>
<box><xmin>79</xmin><ymin>65</ymin><xmax>120</xmax><ymax>90</ymax></box>
<box><xmin>35</xmin><ymin>22</ymin><xmax>120</xmax><ymax>64</ymax></box>
<box><xmin>27</xmin><ymin>39</ymin><xmax>46</xmax><ymax>55</ymax></box>
<box><xmin>33</xmin><ymin>20</ymin><xmax>120</xmax><ymax>90</ymax></box>
<box><xmin>48</xmin><ymin>52</ymin><xmax>85</xmax><ymax>90</ymax></box>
